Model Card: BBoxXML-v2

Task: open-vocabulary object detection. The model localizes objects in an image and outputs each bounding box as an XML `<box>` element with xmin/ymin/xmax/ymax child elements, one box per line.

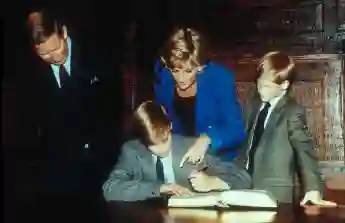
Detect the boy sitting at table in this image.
<box><xmin>102</xmin><ymin>101</ymin><xmax>251</xmax><ymax>201</ymax></box>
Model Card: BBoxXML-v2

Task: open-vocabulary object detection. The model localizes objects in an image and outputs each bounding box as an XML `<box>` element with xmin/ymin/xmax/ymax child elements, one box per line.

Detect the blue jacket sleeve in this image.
<box><xmin>204</xmin><ymin>68</ymin><xmax>246</xmax><ymax>152</ymax></box>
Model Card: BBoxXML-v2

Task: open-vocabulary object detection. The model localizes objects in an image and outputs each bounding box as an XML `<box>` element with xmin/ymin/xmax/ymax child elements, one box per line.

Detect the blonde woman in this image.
<box><xmin>154</xmin><ymin>27</ymin><xmax>246</xmax><ymax>164</ymax></box>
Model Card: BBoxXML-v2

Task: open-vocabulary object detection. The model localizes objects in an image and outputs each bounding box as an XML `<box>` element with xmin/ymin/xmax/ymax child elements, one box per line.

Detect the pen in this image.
<box><xmin>197</xmin><ymin>166</ymin><xmax>209</xmax><ymax>172</ymax></box>
<box><xmin>188</xmin><ymin>166</ymin><xmax>209</xmax><ymax>180</ymax></box>
<box><xmin>305</xmin><ymin>200</ymin><xmax>315</xmax><ymax>206</ymax></box>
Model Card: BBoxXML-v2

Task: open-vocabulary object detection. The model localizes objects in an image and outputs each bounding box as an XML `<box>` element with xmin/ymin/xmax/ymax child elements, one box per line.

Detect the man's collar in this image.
<box><xmin>268</xmin><ymin>90</ymin><xmax>286</xmax><ymax>106</ymax></box>
<box><xmin>51</xmin><ymin>36</ymin><xmax>72</xmax><ymax>69</ymax></box>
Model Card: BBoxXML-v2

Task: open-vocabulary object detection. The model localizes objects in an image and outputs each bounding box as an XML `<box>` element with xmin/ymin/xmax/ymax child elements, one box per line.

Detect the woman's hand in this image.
<box><xmin>180</xmin><ymin>134</ymin><xmax>211</xmax><ymax>167</ymax></box>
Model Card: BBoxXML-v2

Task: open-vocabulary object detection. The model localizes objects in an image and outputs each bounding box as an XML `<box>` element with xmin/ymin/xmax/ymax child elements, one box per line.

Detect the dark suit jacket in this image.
<box><xmin>30</xmin><ymin>35</ymin><xmax>119</xmax><ymax>192</ymax></box>
<box><xmin>235</xmin><ymin>92</ymin><xmax>322</xmax><ymax>203</ymax></box>
<box><xmin>103</xmin><ymin>135</ymin><xmax>251</xmax><ymax>202</ymax></box>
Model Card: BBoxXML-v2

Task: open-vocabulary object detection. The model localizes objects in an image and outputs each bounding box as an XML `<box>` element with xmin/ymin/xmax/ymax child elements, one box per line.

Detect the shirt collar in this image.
<box><xmin>268</xmin><ymin>90</ymin><xmax>286</xmax><ymax>107</ymax></box>
<box><xmin>51</xmin><ymin>36</ymin><xmax>72</xmax><ymax>73</ymax></box>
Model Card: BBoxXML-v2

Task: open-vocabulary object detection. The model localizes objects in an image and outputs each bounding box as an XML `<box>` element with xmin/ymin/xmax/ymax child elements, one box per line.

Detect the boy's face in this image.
<box><xmin>256</xmin><ymin>53</ymin><xmax>293</xmax><ymax>102</ymax></box>
<box><xmin>257</xmin><ymin>78</ymin><xmax>287</xmax><ymax>102</ymax></box>
<box><xmin>148</xmin><ymin>134</ymin><xmax>172</xmax><ymax>157</ymax></box>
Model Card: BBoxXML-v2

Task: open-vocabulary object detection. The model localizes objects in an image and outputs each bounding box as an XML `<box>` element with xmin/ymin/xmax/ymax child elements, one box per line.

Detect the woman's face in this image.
<box><xmin>169</xmin><ymin>61</ymin><xmax>198</xmax><ymax>90</ymax></box>
<box><xmin>166</xmin><ymin>28</ymin><xmax>204</xmax><ymax>90</ymax></box>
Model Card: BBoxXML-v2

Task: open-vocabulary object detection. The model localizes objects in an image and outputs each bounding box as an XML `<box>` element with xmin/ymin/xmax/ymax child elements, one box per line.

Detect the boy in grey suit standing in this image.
<box><xmin>236</xmin><ymin>51</ymin><xmax>336</xmax><ymax>206</ymax></box>
<box><xmin>103</xmin><ymin>101</ymin><xmax>251</xmax><ymax>201</ymax></box>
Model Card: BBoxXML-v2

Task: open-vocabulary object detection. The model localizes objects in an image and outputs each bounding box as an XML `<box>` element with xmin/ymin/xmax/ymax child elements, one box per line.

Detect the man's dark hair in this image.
<box><xmin>26</xmin><ymin>8</ymin><xmax>64</xmax><ymax>45</ymax></box>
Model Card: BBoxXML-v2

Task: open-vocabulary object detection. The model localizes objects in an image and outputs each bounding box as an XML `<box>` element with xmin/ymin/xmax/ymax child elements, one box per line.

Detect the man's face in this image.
<box><xmin>35</xmin><ymin>29</ymin><xmax>68</xmax><ymax>65</ymax></box>
<box><xmin>148</xmin><ymin>134</ymin><xmax>172</xmax><ymax>157</ymax></box>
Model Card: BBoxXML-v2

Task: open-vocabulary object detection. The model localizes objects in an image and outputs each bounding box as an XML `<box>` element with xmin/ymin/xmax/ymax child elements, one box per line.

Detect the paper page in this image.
<box><xmin>167</xmin><ymin>192</ymin><xmax>221</xmax><ymax>207</ymax></box>
<box><xmin>167</xmin><ymin>209</ymin><xmax>218</xmax><ymax>221</ymax></box>
<box><xmin>220</xmin><ymin>189</ymin><xmax>278</xmax><ymax>208</ymax></box>
<box><xmin>221</xmin><ymin>211</ymin><xmax>277</xmax><ymax>222</ymax></box>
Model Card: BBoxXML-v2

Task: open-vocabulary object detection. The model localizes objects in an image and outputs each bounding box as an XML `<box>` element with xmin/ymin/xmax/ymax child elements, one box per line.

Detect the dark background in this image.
<box><xmin>4</xmin><ymin>0</ymin><xmax>343</xmax><ymax>148</ymax></box>
<box><xmin>3</xmin><ymin>0</ymin><xmax>344</xmax><ymax>221</ymax></box>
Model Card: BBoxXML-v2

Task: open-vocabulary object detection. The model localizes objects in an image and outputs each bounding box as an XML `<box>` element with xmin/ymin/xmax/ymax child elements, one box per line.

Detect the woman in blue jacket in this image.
<box><xmin>154</xmin><ymin>27</ymin><xmax>246</xmax><ymax>163</ymax></box>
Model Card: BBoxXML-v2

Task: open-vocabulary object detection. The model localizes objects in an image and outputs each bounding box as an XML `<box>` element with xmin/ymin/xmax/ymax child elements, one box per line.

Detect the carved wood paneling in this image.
<box><xmin>337</xmin><ymin>0</ymin><xmax>345</xmax><ymax>31</ymax></box>
<box><xmin>235</xmin><ymin>82</ymin><xmax>256</xmax><ymax>114</ymax></box>
<box><xmin>323</xmin><ymin>60</ymin><xmax>345</xmax><ymax>162</ymax></box>
<box><xmin>291</xmin><ymin>81</ymin><xmax>325</xmax><ymax>160</ymax></box>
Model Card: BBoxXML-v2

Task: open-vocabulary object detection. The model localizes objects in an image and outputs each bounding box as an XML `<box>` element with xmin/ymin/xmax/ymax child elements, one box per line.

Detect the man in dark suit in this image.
<box><xmin>26</xmin><ymin>8</ymin><xmax>118</xmax><ymax>197</ymax></box>
<box><xmin>235</xmin><ymin>51</ymin><xmax>336</xmax><ymax>206</ymax></box>
<box><xmin>103</xmin><ymin>101</ymin><xmax>251</xmax><ymax>201</ymax></box>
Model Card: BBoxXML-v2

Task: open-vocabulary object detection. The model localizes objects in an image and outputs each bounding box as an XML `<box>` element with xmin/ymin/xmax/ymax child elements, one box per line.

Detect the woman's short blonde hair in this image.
<box><xmin>159</xmin><ymin>27</ymin><xmax>208</xmax><ymax>70</ymax></box>
<box><xmin>133</xmin><ymin>101</ymin><xmax>172</xmax><ymax>146</ymax></box>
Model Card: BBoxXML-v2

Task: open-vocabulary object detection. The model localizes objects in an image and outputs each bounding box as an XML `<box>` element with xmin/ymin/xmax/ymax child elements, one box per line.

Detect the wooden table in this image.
<box><xmin>108</xmin><ymin>187</ymin><xmax>345</xmax><ymax>223</ymax></box>
<box><xmin>108</xmin><ymin>201</ymin><xmax>344</xmax><ymax>223</ymax></box>
<box><xmin>16</xmin><ymin>188</ymin><xmax>344</xmax><ymax>223</ymax></box>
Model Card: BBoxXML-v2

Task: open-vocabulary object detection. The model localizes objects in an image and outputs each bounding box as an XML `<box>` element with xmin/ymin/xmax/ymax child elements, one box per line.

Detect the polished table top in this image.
<box><xmin>16</xmin><ymin>187</ymin><xmax>344</xmax><ymax>223</ymax></box>
<box><xmin>108</xmin><ymin>201</ymin><xmax>345</xmax><ymax>223</ymax></box>
<box><xmin>106</xmin><ymin>185</ymin><xmax>345</xmax><ymax>223</ymax></box>
<box><xmin>16</xmin><ymin>198</ymin><xmax>345</xmax><ymax>223</ymax></box>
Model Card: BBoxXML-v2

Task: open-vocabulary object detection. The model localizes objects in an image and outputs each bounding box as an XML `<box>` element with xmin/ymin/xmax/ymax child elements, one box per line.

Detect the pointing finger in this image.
<box><xmin>180</xmin><ymin>154</ymin><xmax>189</xmax><ymax>168</ymax></box>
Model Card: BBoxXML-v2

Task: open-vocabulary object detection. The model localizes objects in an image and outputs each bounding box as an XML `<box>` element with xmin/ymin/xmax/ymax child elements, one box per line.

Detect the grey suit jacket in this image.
<box><xmin>103</xmin><ymin>135</ymin><xmax>251</xmax><ymax>201</ymax></box>
<box><xmin>236</xmin><ymin>92</ymin><xmax>322</xmax><ymax>203</ymax></box>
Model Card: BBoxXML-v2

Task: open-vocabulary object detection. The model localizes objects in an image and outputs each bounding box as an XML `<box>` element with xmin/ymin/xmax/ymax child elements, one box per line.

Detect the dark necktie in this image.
<box><xmin>156</xmin><ymin>156</ymin><xmax>165</xmax><ymax>182</ymax></box>
<box><xmin>247</xmin><ymin>102</ymin><xmax>271</xmax><ymax>175</ymax></box>
<box><xmin>59</xmin><ymin>65</ymin><xmax>69</xmax><ymax>88</ymax></box>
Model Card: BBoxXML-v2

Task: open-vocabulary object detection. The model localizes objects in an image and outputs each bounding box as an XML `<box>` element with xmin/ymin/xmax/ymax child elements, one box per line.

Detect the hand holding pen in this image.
<box><xmin>188</xmin><ymin>166</ymin><xmax>230</xmax><ymax>192</ymax></box>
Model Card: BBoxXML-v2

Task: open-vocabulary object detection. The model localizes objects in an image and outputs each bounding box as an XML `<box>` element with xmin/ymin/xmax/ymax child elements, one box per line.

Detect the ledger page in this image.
<box><xmin>168</xmin><ymin>192</ymin><xmax>221</xmax><ymax>208</ymax></box>
<box><xmin>220</xmin><ymin>189</ymin><xmax>278</xmax><ymax>208</ymax></box>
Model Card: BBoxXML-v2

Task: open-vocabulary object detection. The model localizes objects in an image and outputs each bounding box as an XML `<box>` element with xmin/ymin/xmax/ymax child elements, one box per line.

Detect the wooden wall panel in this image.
<box><xmin>291</xmin><ymin>81</ymin><xmax>325</xmax><ymax>160</ymax></box>
<box><xmin>322</xmin><ymin>59</ymin><xmax>345</xmax><ymax>163</ymax></box>
<box><xmin>235</xmin><ymin>82</ymin><xmax>256</xmax><ymax>113</ymax></box>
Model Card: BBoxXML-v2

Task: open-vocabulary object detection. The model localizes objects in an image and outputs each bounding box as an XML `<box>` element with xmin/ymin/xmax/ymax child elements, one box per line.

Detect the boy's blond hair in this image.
<box><xmin>133</xmin><ymin>101</ymin><xmax>172</xmax><ymax>146</ymax></box>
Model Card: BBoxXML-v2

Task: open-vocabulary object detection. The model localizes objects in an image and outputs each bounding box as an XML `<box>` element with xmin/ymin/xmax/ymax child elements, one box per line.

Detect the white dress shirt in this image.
<box><xmin>51</xmin><ymin>37</ymin><xmax>72</xmax><ymax>88</ymax></box>
<box><xmin>152</xmin><ymin>151</ymin><xmax>176</xmax><ymax>183</ymax></box>
<box><xmin>246</xmin><ymin>91</ymin><xmax>286</xmax><ymax>169</ymax></box>
<box><xmin>259</xmin><ymin>91</ymin><xmax>286</xmax><ymax>128</ymax></box>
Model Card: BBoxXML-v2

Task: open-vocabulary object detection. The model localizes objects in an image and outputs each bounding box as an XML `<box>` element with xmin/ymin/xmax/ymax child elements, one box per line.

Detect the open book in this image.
<box><xmin>168</xmin><ymin>189</ymin><xmax>278</xmax><ymax>208</ymax></box>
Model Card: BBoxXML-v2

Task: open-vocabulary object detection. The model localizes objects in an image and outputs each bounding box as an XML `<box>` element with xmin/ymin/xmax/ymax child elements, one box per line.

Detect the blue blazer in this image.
<box><xmin>154</xmin><ymin>61</ymin><xmax>246</xmax><ymax>160</ymax></box>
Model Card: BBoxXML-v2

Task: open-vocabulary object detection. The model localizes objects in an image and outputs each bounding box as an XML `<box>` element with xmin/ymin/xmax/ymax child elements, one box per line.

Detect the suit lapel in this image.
<box><xmin>135</xmin><ymin>141</ymin><xmax>158</xmax><ymax>181</ymax></box>
<box><xmin>257</xmin><ymin>95</ymin><xmax>290</xmax><ymax>150</ymax></box>
<box><xmin>244</xmin><ymin>94</ymin><xmax>262</xmax><ymax>156</ymax></box>
<box><xmin>246</xmin><ymin>94</ymin><xmax>262</xmax><ymax>132</ymax></box>
<box><xmin>38</xmin><ymin>60</ymin><xmax>60</xmax><ymax>91</ymax></box>
<box><xmin>69</xmin><ymin>41</ymin><xmax>84</xmax><ymax>85</ymax></box>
